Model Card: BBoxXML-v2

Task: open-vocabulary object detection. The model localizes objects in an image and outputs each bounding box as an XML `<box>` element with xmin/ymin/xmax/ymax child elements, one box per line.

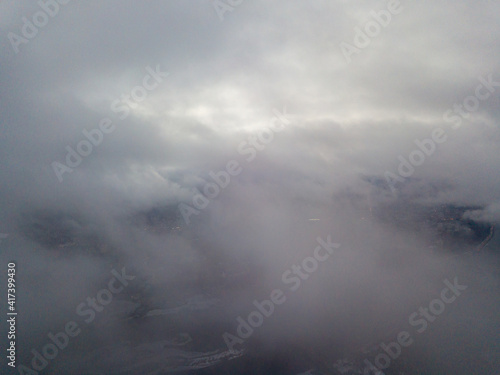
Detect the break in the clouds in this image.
<box><xmin>0</xmin><ymin>1</ymin><xmax>499</xmax><ymax>374</ymax></box>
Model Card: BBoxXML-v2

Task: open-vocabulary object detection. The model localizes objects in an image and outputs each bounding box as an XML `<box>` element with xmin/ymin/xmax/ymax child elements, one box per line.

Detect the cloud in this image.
<box><xmin>0</xmin><ymin>1</ymin><xmax>499</xmax><ymax>373</ymax></box>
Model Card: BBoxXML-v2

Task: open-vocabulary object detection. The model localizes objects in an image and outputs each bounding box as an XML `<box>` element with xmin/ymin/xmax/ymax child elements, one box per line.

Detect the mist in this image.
<box><xmin>1</xmin><ymin>1</ymin><xmax>499</xmax><ymax>374</ymax></box>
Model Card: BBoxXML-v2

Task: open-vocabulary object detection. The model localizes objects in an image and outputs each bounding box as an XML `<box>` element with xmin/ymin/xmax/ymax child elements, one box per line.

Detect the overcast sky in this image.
<box><xmin>1</xmin><ymin>1</ymin><xmax>499</xmax><ymax>374</ymax></box>
<box><xmin>0</xmin><ymin>0</ymin><xmax>499</xmax><ymax>220</ymax></box>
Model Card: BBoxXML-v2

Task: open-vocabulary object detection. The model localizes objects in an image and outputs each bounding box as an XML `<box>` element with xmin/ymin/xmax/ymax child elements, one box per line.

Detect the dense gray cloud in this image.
<box><xmin>0</xmin><ymin>1</ymin><xmax>499</xmax><ymax>374</ymax></box>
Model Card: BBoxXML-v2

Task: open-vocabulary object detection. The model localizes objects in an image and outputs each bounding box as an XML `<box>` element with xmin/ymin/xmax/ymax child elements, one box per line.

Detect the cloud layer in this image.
<box><xmin>1</xmin><ymin>1</ymin><xmax>499</xmax><ymax>374</ymax></box>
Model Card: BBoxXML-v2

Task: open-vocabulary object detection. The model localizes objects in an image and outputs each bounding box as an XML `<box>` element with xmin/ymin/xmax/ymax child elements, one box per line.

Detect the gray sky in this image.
<box><xmin>1</xmin><ymin>1</ymin><xmax>500</xmax><ymax>214</ymax></box>
<box><xmin>1</xmin><ymin>1</ymin><xmax>499</xmax><ymax>374</ymax></box>
<box><xmin>0</xmin><ymin>0</ymin><xmax>499</xmax><ymax>223</ymax></box>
